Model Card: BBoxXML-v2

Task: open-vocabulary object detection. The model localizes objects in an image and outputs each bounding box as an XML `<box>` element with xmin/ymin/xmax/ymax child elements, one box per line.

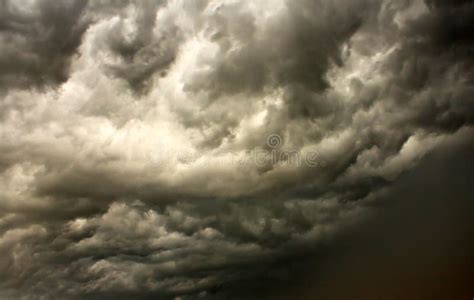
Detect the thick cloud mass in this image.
<box><xmin>0</xmin><ymin>0</ymin><xmax>472</xmax><ymax>299</ymax></box>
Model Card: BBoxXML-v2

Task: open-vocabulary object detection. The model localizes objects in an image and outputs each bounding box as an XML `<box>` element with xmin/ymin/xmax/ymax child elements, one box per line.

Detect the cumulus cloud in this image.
<box><xmin>0</xmin><ymin>0</ymin><xmax>472</xmax><ymax>299</ymax></box>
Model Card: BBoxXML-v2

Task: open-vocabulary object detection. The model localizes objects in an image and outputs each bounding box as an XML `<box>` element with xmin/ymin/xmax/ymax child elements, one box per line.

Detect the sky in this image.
<box><xmin>0</xmin><ymin>0</ymin><xmax>473</xmax><ymax>299</ymax></box>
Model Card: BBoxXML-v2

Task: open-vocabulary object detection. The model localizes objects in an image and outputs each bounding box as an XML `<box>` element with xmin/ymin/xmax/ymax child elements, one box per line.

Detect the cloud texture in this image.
<box><xmin>0</xmin><ymin>0</ymin><xmax>473</xmax><ymax>299</ymax></box>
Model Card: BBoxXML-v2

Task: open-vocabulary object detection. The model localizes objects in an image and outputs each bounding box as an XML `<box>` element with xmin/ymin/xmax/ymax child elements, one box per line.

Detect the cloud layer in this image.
<box><xmin>0</xmin><ymin>0</ymin><xmax>473</xmax><ymax>299</ymax></box>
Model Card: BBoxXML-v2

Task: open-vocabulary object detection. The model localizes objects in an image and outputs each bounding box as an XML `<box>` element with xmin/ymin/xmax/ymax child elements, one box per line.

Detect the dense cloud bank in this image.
<box><xmin>0</xmin><ymin>0</ymin><xmax>473</xmax><ymax>299</ymax></box>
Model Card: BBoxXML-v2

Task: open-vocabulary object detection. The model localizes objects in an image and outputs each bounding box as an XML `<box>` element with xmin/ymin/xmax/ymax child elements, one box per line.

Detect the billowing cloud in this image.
<box><xmin>0</xmin><ymin>0</ymin><xmax>472</xmax><ymax>299</ymax></box>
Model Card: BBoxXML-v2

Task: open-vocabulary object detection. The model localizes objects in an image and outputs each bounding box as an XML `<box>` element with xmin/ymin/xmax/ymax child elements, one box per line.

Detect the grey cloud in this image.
<box><xmin>99</xmin><ymin>0</ymin><xmax>181</xmax><ymax>92</ymax></box>
<box><xmin>183</xmin><ymin>0</ymin><xmax>376</xmax><ymax>97</ymax></box>
<box><xmin>0</xmin><ymin>0</ymin><xmax>473</xmax><ymax>299</ymax></box>
<box><xmin>0</xmin><ymin>0</ymin><xmax>89</xmax><ymax>91</ymax></box>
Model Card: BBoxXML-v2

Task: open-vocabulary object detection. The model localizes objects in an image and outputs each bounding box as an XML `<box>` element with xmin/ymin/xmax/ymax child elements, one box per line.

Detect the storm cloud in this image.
<box><xmin>0</xmin><ymin>0</ymin><xmax>473</xmax><ymax>299</ymax></box>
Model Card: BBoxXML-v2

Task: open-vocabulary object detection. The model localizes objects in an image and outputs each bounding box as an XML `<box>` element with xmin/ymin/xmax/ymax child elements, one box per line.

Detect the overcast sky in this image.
<box><xmin>0</xmin><ymin>0</ymin><xmax>473</xmax><ymax>299</ymax></box>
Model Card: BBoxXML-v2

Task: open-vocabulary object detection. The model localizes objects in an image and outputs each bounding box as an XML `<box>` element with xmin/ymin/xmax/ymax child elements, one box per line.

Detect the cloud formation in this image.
<box><xmin>0</xmin><ymin>0</ymin><xmax>472</xmax><ymax>299</ymax></box>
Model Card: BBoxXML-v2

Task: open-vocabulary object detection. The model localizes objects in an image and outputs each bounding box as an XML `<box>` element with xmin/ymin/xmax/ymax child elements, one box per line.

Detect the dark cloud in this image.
<box><xmin>0</xmin><ymin>0</ymin><xmax>473</xmax><ymax>299</ymax></box>
<box><xmin>0</xmin><ymin>0</ymin><xmax>90</xmax><ymax>91</ymax></box>
<box><xmin>271</xmin><ymin>124</ymin><xmax>474</xmax><ymax>300</ymax></box>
